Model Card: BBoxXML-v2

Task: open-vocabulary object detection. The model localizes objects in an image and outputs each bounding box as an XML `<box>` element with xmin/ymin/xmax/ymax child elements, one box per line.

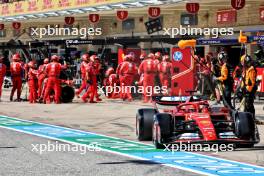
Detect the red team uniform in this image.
<box><xmin>27</xmin><ymin>61</ymin><xmax>39</xmax><ymax>103</ymax></box>
<box><xmin>158</xmin><ymin>55</ymin><xmax>172</xmax><ymax>94</ymax></box>
<box><xmin>82</xmin><ymin>55</ymin><xmax>99</xmax><ymax>103</ymax></box>
<box><xmin>2</xmin><ymin>52</ymin><xmax>173</xmax><ymax>104</ymax></box>
<box><xmin>10</xmin><ymin>53</ymin><xmax>24</xmax><ymax>101</ymax></box>
<box><xmin>119</xmin><ymin>57</ymin><xmax>138</xmax><ymax>101</ymax></box>
<box><xmin>0</xmin><ymin>57</ymin><xmax>6</xmax><ymax>100</ymax></box>
<box><xmin>44</xmin><ymin>55</ymin><xmax>66</xmax><ymax>104</ymax></box>
<box><xmin>104</xmin><ymin>67</ymin><xmax>119</xmax><ymax>99</ymax></box>
<box><xmin>38</xmin><ymin>58</ymin><xmax>49</xmax><ymax>98</ymax></box>
<box><xmin>93</xmin><ymin>60</ymin><xmax>102</xmax><ymax>101</ymax></box>
<box><xmin>138</xmin><ymin>53</ymin><xmax>158</xmax><ymax>103</ymax></box>
<box><xmin>154</xmin><ymin>52</ymin><xmax>161</xmax><ymax>65</ymax></box>
<box><xmin>76</xmin><ymin>54</ymin><xmax>89</xmax><ymax>97</ymax></box>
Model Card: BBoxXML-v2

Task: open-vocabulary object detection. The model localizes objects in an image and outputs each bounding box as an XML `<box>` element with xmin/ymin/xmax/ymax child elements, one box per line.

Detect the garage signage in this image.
<box><xmin>231</xmin><ymin>0</ymin><xmax>246</xmax><ymax>10</ymax></box>
<box><xmin>186</xmin><ymin>3</ymin><xmax>200</xmax><ymax>13</ymax></box>
<box><xmin>148</xmin><ymin>7</ymin><xmax>160</xmax><ymax>18</ymax></box>
<box><xmin>116</xmin><ymin>10</ymin><xmax>128</xmax><ymax>21</ymax></box>
<box><xmin>197</xmin><ymin>38</ymin><xmax>238</xmax><ymax>45</ymax></box>
<box><xmin>12</xmin><ymin>22</ymin><xmax>21</xmax><ymax>30</ymax></box>
<box><xmin>89</xmin><ymin>14</ymin><xmax>100</xmax><ymax>24</ymax></box>
<box><xmin>64</xmin><ymin>16</ymin><xmax>75</xmax><ymax>25</ymax></box>
<box><xmin>260</xmin><ymin>7</ymin><xmax>264</xmax><ymax>21</ymax></box>
<box><xmin>216</xmin><ymin>10</ymin><xmax>237</xmax><ymax>24</ymax></box>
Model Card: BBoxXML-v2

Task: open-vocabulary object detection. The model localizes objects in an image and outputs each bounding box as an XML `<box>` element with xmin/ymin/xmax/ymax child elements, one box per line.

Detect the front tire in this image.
<box><xmin>136</xmin><ymin>108</ymin><xmax>157</xmax><ymax>141</ymax></box>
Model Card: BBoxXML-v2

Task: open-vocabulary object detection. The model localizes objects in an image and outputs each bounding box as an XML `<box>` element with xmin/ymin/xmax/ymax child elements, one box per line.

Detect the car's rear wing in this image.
<box><xmin>152</xmin><ymin>96</ymin><xmax>203</xmax><ymax>106</ymax></box>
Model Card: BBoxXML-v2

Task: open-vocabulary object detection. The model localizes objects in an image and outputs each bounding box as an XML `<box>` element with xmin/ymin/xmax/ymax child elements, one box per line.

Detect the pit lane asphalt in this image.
<box><xmin>0</xmin><ymin>128</ymin><xmax>198</xmax><ymax>176</ymax></box>
<box><xmin>0</xmin><ymin>88</ymin><xmax>264</xmax><ymax>173</ymax></box>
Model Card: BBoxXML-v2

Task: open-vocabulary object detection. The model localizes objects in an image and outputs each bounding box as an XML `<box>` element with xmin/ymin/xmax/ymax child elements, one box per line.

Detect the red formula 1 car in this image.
<box><xmin>136</xmin><ymin>95</ymin><xmax>259</xmax><ymax>149</ymax></box>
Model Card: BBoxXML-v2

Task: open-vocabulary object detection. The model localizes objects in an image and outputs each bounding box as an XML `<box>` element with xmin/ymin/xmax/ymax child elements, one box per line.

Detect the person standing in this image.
<box><xmin>82</xmin><ymin>55</ymin><xmax>99</xmax><ymax>103</ymax></box>
<box><xmin>38</xmin><ymin>58</ymin><xmax>49</xmax><ymax>99</ymax></box>
<box><xmin>240</xmin><ymin>55</ymin><xmax>257</xmax><ymax>117</ymax></box>
<box><xmin>154</xmin><ymin>52</ymin><xmax>162</xmax><ymax>89</ymax></box>
<box><xmin>0</xmin><ymin>56</ymin><xmax>6</xmax><ymax>101</ymax></box>
<box><xmin>10</xmin><ymin>53</ymin><xmax>24</xmax><ymax>101</ymax></box>
<box><xmin>213</xmin><ymin>51</ymin><xmax>234</xmax><ymax>108</ymax></box>
<box><xmin>138</xmin><ymin>53</ymin><xmax>158</xmax><ymax>103</ymax></box>
<box><xmin>119</xmin><ymin>54</ymin><xmax>138</xmax><ymax>101</ymax></box>
<box><xmin>117</xmin><ymin>55</ymin><xmax>129</xmax><ymax>100</ymax></box>
<box><xmin>200</xmin><ymin>53</ymin><xmax>214</xmax><ymax>98</ymax></box>
<box><xmin>76</xmin><ymin>54</ymin><xmax>89</xmax><ymax>98</ymax></box>
<box><xmin>137</xmin><ymin>53</ymin><xmax>146</xmax><ymax>87</ymax></box>
<box><xmin>27</xmin><ymin>61</ymin><xmax>38</xmax><ymax>103</ymax></box>
<box><xmin>104</xmin><ymin>67</ymin><xmax>119</xmax><ymax>99</ymax></box>
<box><xmin>93</xmin><ymin>56</ymin><xmax>102</xmax><ymax>101</ymax></box>
<box><xmin>44</xmin><ymin>55</ymin><xmax>67</xmax><ymax>104</ymax></box>
<box><xmin>158</xmin><ymin>55</ymin><xmax>172</xmax><ymax>95</ymax></box>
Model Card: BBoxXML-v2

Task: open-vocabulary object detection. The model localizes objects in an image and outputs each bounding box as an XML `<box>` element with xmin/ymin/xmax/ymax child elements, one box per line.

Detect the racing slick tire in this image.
<box><xmin>136</xmin><ymin>108</ymin><xmax>157</xmax><ymax>141</ymax></box>
<box><xmin>60</xmin><ymin>84</ymin><xmax>75</xmax><ymax>103</ymax></box>
<box><xmin>153</xmin><ymin>113</ymin><xmax>172</xmax><ymax>149</ymax></box>
<box><xmin>234</xmin><ymin>112</ymin><xmax>255</xmax><ymax>148</ymax></box>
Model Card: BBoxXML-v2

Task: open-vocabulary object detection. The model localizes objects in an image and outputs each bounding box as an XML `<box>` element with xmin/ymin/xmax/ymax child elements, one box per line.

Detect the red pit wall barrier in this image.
<box><xmin>256</xmin><ymin>67</ymin><xmax>264</xmax><ymax>95</ymax></box>
<box><xmin>171</xmin><ymin>47</ymin><xmax>196</xmax><ymax>96</ymax></box>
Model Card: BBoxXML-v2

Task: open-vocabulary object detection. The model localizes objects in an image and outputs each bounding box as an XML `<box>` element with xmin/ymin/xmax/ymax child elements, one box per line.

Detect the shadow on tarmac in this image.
<box><xmin>98</xmin><ymin>160</ymin><xmax>159</xmax><ymax>165</ymax></box>
<box><xmin>0</xmin><ymin>146</ymin><xmax>17</xmax><ymax>149</ymax></box>
<box><xmin>234</xmin><ymin>146</ymin><xmax>264</xmax><ymax>151</ymax></box>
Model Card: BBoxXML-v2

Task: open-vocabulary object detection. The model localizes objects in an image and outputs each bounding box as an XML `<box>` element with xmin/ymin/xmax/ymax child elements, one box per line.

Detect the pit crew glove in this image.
<box><xmin>212</xmin><ymin>76</ymin><xmax>218</xmax><ymax>82</ymax></box>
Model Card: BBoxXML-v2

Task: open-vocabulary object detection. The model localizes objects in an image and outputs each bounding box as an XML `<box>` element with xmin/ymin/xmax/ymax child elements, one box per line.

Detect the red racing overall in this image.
<box><xmin>76</xmin><ymin>61</ymin><xmax>89</xmax><ymax>96</ymax></box>
<box><xmin>28</xmin><ymin>67</ymin><xmax>38</xmax><ymax>103</ymax></box>
<box><xmin>10</xmin><ymin>61</ymin><xmax>23</xmax><ymax>101</ymax></box>
<box><xmin>119</xmin><ymin>61</ymin><xmax>137</xmax><ymax>101</ymax></box>
<box><xmin>82</xmin><ymin>62</ymin><xmax>98</xmax><ymax>103</ymax></box>
<box><xmin>158</xmin><ymin>60</ymin><xmax>172</xmax><ymax>93</ymax></box>
<box><xmin>38</xmin><ymin>63</ymin><xmax>48</xmax><ymax>98</ymax></box>
<box><xmin>139</xmin><ymin>58</ymin><xmax>158</xmax><ymax>102</ymax></box>
<box><xmin>44</xmin><ymin>62</ymin><xmax>63</xmax><ymax>104</ymax></box>
<box><xmin>0</xmin><ymin>61</ymin><xmax>6</xmax><ymax>99</ymax></box>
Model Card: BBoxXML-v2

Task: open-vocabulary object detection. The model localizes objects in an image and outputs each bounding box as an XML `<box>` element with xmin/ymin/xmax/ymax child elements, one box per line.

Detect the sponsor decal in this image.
<box><xmin>173</xmin><ymin>51</ymin><xmax>183</xmax><ymax>61</ymax></box>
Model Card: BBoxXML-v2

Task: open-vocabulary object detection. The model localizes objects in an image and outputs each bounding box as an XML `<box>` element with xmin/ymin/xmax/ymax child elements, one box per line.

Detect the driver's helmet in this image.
<box><xmin>188</xmin><ymin>106</ymin><xmax>196</xmax><ymax>113</ymax></box>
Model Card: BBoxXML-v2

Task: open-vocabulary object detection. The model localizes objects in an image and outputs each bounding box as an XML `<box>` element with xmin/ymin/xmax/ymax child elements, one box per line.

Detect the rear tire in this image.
<box><xmin>234</xmin><ymin>112</ymin><xmax>255</xmax><ymax>141</ymax></box>
<box><xmin>136</xmin><ymin>108</ymin><xmax>157</xmax><ymax>141</ymax></box>
<box><xmin>153</xmin><ymin>113</ymin><xmax>172</xmax><ymax>149</ymax></box>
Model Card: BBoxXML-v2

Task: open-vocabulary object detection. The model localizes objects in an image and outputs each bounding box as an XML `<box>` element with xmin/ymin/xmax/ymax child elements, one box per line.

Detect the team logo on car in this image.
<box><xmin>173</xmin><ymin>51</ymin><xmax>183</xmax><ymax>61</ymax></box>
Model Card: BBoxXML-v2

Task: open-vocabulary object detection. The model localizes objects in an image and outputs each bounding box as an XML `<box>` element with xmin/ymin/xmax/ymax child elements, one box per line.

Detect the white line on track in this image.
<box><xmin>1</xmin><ymin>115</ymin><xmax>264</xmax><ymax>175</ymax></box>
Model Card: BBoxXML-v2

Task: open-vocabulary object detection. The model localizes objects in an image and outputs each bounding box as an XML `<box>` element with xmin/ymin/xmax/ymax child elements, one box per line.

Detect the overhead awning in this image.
<box><xmin>0</xmin><ymin>0</ymin><xmax>169</xmax><ymax>22</ymax></box>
